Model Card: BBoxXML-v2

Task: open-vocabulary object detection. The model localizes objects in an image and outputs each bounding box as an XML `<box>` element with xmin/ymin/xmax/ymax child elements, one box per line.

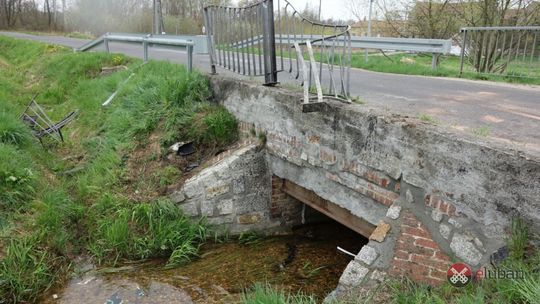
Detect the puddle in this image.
<box><xmin>41</xmin><ymin>222</ymin><xmax>367</xmax><ymax>303</ymax></box>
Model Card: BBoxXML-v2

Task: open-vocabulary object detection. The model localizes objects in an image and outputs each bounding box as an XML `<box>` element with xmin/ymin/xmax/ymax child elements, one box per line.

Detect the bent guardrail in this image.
<box><xmin>203</xmin><ymin>0</ymin><xmax>352</xmax><ymax>103</ymax></box>
<box><xmin>75</xmin><ymin>33</ymin><xmax>195</xmax><ymax>72</ymax></box>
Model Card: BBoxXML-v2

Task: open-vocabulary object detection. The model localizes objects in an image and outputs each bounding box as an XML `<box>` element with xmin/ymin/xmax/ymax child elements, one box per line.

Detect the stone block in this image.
<box><xmin>237</xmin><ymin>213</ymin><xmax>263</xmax><ymax>225</ymax></box>
<box><xmin>178</xmin><ymin>201</ymin><xmax>199</xmax><ymax>217</ymax></box>
<box><xmin>431</xmin><ymin>209</ymin><xmax>443</xmax><ymax>222</ymax></box>
<box><xmin>232</xmin><ymin>178</ymin><xmax>245</xmax><ymax>194</ymax></box>
<box><xmin>206</xmin><ymin>215</ymin><xmax>235</xmax><ymax>226</ymax></box>
<box><xmin>338</xmin><ymin>261</ymin><xmax>369</xmax><ymax>287</ymax></box>
<box><xmin>370</xmin><ymin>221</ymin><xmax>391</xmax><ymax>242</ymax></box>
<box><xmin>355</xmin><ymin>245</ymin><xmax>378</xmax><ymax>265</ymax></box>
<box><xmin>217</xmin><ymin>199</ymin><xmax>234</xmax><ymax>215</ymax></box>
<box><xmin>205</xmin><ymin>183</ymin><xmax>230</xmax><ymax>199</ymax></box>
<box><xmin>170</xmin><ymin>190</ymin><xmax>186</xmax><ymax>203</ymax></box>
<box><xmin>450</xmin><ymin>233</ymin><xmax>483</xmax><ymax>266</ymax></box>
<box><xmin>201</xmin><ymin>200</ymin><xmax>215</xmax><ymax>217</ymax></box>
<box><xmin>386</xmin><ymin>204</ymin><xmax>402</xmax><ymax>220</ymax></box>
<box><xmin>439</xmin><ymin>224</ymin><xmax>451</xmax><ymax>239</ymax></box>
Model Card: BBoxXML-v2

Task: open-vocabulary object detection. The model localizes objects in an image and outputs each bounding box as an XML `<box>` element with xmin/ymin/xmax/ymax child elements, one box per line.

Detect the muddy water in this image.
<box><xmin>41</xmin><ymin>223</ymin><xmax>367</xmax><ymax>303</ymax></box>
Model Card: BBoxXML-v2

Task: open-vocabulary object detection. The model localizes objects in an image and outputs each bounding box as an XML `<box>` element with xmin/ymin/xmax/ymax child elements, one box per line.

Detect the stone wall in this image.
<box><xmin>170</xmin><ymin>142</ymin><xmax>303</xmax><ymax>235</ymax></box>
<box><xmin>209</xmin><ymin>76</ymin><xmax>540</xmax><ymax>293</ymax></box>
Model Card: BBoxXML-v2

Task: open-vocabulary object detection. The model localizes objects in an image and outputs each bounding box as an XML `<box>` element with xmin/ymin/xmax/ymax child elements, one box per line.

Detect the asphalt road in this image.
<box><xmin>2</xmin><ymin>31</ymin><xmax>539</xmax><ymax>156</ymax></box>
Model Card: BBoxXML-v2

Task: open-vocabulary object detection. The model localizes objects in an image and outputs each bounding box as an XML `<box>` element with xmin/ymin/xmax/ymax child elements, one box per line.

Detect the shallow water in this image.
<box><xmin>41</xmin><ymin>222</ymin><xmax>367</xmax><ymax>303</ymax></box>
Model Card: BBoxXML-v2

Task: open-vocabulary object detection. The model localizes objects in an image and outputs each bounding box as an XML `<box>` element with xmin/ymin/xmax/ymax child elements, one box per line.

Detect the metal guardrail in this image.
<box><xmin>203</xmin><ymin>0</ymin><xmax>352</xmax><ymax>103</ymax></box>
<box><xmin>234</xmin><ymin>34</ymin><xmax>450</xmax><ymax>54</ymax></box>
<box><xmin>459</xmin><ymin>26</ymin><xmax>540</xmax><ymax>79</ymax></box>
<box><xmin>76</xmin><ymin>33</ymin><xmax>195</xmax><ymax>72</ymax></box>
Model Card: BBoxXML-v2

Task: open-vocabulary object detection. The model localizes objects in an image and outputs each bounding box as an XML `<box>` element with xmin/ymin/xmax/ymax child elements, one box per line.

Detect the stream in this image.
<box><xmin>41</xmin><ymin>222</ymin><xmax>367</xmax><ymax>303</ymax></box>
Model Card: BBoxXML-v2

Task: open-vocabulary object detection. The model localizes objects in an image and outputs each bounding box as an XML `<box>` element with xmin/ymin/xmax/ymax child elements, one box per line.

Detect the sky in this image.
<box><xmin>234</xmin><ymin>0</ymin><xmax>372</xmax><ymax>21</ymax></box>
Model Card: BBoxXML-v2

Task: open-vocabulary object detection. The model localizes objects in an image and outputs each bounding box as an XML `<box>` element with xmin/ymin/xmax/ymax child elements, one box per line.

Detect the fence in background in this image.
<box><xmin>203</xmin><ymin>0</ymin><xmax>352</xmax><ymax>102</ymax></box>
<box><xmin>76</xmin><ymin>33</ymin><xmax>195</xmax><ymax>72</ymax></box>
<box><xmin>459</xmin><ymin>26</ymin><xmax>540</xmax><ymax>79</ymax></box>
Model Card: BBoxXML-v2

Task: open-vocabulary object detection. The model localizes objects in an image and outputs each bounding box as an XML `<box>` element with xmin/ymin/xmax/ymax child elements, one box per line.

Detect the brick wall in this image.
<box><xmin>389</xmin><ymin>211</ymin><xmax>452</xmax><ymax>286</ymax></box>
<box><xmin>270</xmin><ymin>175</ymin><xmax>303</xmax><ymax>224</ymax></box>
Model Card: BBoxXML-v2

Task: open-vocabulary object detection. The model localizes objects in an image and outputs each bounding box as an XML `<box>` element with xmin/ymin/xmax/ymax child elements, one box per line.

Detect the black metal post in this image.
<box><xmin>261</xmin><ymin>0</ymin><xmax>278</xmax><ymax>85</ymax></box>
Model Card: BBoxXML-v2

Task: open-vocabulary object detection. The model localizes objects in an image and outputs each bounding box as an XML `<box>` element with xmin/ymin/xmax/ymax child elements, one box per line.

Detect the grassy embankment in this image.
<box><xmin>0</xmin><ymin>36</ymin><xmax>237</xmax><ymax>303</ymax></box>
<box><xmin>242</xmin><ymin>218</ymin><xmax>539</xmax><ymax>304</ymax></box>
<box><xmin>349</xmin><ymin>52</ymin><xmax>540</xmax><ymax>86</ymax></box>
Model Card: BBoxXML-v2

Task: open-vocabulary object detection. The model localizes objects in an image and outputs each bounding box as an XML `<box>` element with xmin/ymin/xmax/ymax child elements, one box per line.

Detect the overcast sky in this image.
<box><xmin>234</xmin><ymin>0</ymin><xmax>372</xmax><ymax>21</ymax></box>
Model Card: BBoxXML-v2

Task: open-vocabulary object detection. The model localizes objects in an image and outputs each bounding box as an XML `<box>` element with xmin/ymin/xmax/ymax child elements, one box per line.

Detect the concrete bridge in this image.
<box><xmin>170</xmin><ymin>76</ymin><xmax>540</xmax><ymax>299</ymax></box>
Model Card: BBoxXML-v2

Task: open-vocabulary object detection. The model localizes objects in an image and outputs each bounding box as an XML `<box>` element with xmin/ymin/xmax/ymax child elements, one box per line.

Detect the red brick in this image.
<box><xmin>429</xmin><ymin>268</ymin><xmax>448</xmax><ymax>280</ymax></box>
<box><xmin>395</xmin><ymin>250</ymin><xmax>411</xmax><ymax>261</ymax></box>
<box><xmin>411</xmin><ymin>254</ymin><xmax>448</xmax><ymax>271</ymax></box>
<box><xmin>394</xmin><ymin>182</ymin><xmax>401</xmax><ymax>192</ymax></box>
<box><xmin>391</xmin><ymin>258</ymin><xmax>412</xmax><ymax>271</ymax></box>
<box><xmin>434</xmin><ymin>250</ymin><xmax>451</xmax><ymax>262</ymax></box>
<box><xmin>403</xmin><ymin>226</ymin><xmax>431</xmax><ymax>239</ymax></box>
<box><xmin>414</xmin><ymin>238</ymin><xmax>440</xmax><ymax>250</ymax></box>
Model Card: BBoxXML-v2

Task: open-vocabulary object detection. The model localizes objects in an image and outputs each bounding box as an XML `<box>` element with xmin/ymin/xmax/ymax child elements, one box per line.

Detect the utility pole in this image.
<box><xmin>318</xmin><ymin>0</ymin><xmax>322</xmax><ymax>20</ymax></box>
<box><xmin>365</xmin><ymin>0</ymin><xmax>374</xmax><ymax>62</ymax></box>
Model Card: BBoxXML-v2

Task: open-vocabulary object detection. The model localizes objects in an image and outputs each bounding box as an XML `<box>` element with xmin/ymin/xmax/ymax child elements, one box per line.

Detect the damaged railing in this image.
<box><xmin>203</xmin><ymin>0</ymin><xmax>352</xmax><ymax>103</ymax></box>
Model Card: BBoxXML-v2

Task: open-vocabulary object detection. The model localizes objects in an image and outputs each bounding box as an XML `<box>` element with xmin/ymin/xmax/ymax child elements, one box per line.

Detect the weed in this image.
<box><xmin>509</xmin><ymin>217</ymin><xmax>529</xmax><ymax>261</ymax></box>
<box><xmin>242</xmin><ymin>283</ymin><xmax>317</xmax><ymax>304</ymax></box>
<box><xmin>351</xmin><ymin>96</ymin><xmax>366</xmax><ymax>105</ymax></box>
<box><xmin>154</xmin><ymin>165</ymin><xmax>182</xmax><ymax>187</ymax></box>
<box><xmin>238</xmin><ymin>231</ymin><xmax>263</xmax><ymax>245</ymax></box>
<box><xmin>418</xmin><ymin>113</ymin><xmax>439</xmax><ymax>124</ymax></box>
<box><xmin>301</xmin><ymin>261</ymin><xmax>326</xmax><ymax>279</ymax></box>
<box><xmin>472</xmin><ymin>126</ymin><xmax>490</xmax><ymax>137</ymax></box>
<box><xmin>258</xmin><ymin>132</ymin><xmax>267</xmax><ymax>145</ymax></box>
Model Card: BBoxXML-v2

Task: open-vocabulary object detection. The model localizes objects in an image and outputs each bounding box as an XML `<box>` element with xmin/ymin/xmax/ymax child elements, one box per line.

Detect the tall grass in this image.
<box><xmin>0</xmin><ymin>144</ymin><xmax>36</xmax><ymax>211</ymax></box>
<box><xmin>242</xmin><ymin>283</ymin><xmax>317</xmax><ymax>304</ymax></box>
<box><xmin>0</xmin><ymin>111</ymin><xmax>31</xmax><ymax>147</ymax></box>
<box><xmin>0</xmin><ymin>237</ymin><xmax>55</xmax><ymax>303</ymax></box>
<box><xmin>89</xmin><ymin>199</ymin><xmax>206</xmax><ymax>266</ymax></box>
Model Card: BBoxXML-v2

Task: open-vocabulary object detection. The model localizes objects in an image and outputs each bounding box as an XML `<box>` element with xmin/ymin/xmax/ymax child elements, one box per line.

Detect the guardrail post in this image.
<box><xmin>143</xmin><ymin>41</ymin><xmax>149</xmax><ymax>62</ymax></box>
<box><xmin>261</xmin><ymin>0</ymin><xmax>278</xmax><ymax>85</ymax></box>
<box><xmin>431</xmin><ymin>53</ymin><xmax>439</xmax><ymax>71</ymax></box>
<box><xmin>187</xmin><ymin>45</ymin><xmax>194</xmax><ymax>73</ymax></box>
<box><xmin>459</xmin><ymin>29</ymin><xmax>468</xmax><ymax>77</ymax></box>
<box><xmin>104</xmin><ymin>38</ymin><xmax>110</xmax><ymax>53</ymax></box>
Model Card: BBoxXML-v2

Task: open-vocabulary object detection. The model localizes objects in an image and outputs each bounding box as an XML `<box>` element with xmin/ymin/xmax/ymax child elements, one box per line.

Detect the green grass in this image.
<box><xmin>0</xmin><ymin>35</ymin><xmax>237</xmax><ymax>302</ymax></box>
<box><xmin>242</xmin><ymin>283</ymin><xmax>317</xmax><ymax>304</ymax></box>
<box><xmin>350</xmin><ymin>53</ymin><xmax>540</xmax><ymax>85</ymax></box>
<box><xmin>418</xmin><ymin>113</ymin><xmax>439</xmax><ymax>124</ymax></box>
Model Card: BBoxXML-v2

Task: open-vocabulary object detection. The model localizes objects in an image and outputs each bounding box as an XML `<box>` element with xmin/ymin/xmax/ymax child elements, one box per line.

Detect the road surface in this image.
<box><xmin>1</xmin><ymin>31</ymin><xmax>539</xmax><ymax>156</ymax></box>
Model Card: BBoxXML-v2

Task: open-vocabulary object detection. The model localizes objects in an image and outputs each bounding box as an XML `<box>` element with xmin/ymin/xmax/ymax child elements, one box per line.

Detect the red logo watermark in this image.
<box><xmin>447</xmin><ymin>263</ymin><xmax>472</xmax><ymax>287</ymax></box>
